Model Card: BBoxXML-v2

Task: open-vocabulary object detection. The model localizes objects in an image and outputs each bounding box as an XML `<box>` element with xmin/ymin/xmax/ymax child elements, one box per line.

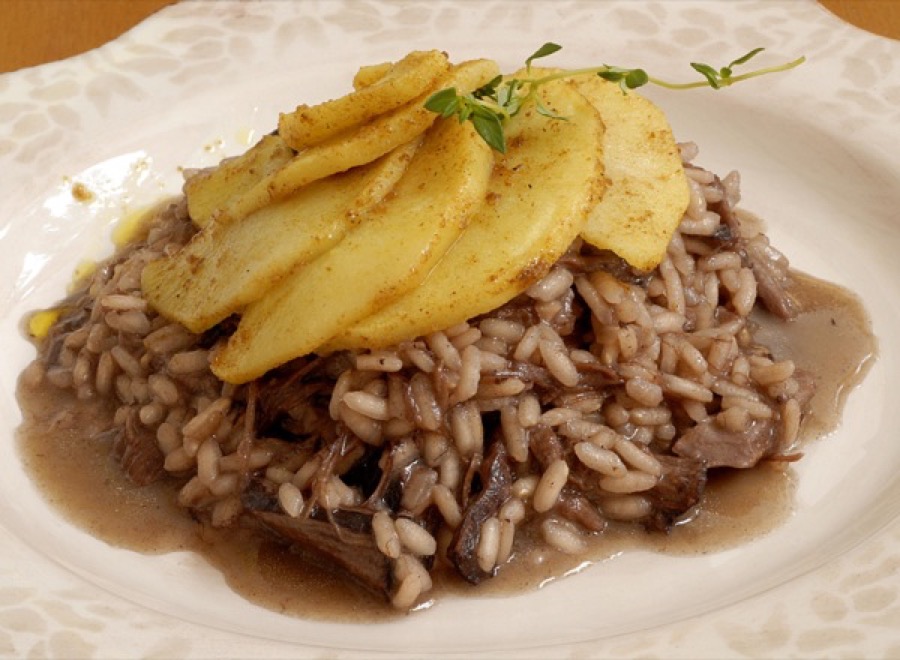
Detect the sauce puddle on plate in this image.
<box><xmin>14</xmin><ymin>270</ymin><xmax>875</xmax><ymax>620</ymax></box>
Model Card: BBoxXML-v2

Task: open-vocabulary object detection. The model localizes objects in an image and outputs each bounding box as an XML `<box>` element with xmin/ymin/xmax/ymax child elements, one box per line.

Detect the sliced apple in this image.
<box><xmin>328</xmin><ymin>77</ymin><xmax>605</xmax><ymax>350</ymax></box>
<box><xmin>142</xmin><ymin>138</ymin><xmax>420</xmax><ymax>334</ymax></box>
<box><xmin>574</xmin><ymin>75</ymin><xmax>690</xmax><ymax>271</ymax></box>
<box><xmin>218</xmin><ymin>59</ymin><xmax>500</xmax><ymax>225</ymax></box>
<box><xmin>353</xmin><ymin>61</ymin><xmax>393</xmax><ymax>89</ymax></box>
<box><xmin>278</xmin><ymin>50</ymin><xmax>450</xmax><ymax>150</ymax></box>
<box><xmin>211</xmin><ymin>117</ymin><xmax>494</xmax><ymax>384</ymax></box>
<box><xmin>184</xmin><ymin>134</ymin><xmax>295</xmax><ymax>228</ymax></box>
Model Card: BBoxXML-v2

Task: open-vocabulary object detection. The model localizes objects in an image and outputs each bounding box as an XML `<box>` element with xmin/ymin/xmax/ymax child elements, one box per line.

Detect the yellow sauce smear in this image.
<box><xmin>112</xmin><ymin>208</ymin><xmax>151</xmax><ymax>247</ymax></box>
<box><xmin>27</xmin><ymin>310</ymin><xmax>62</xmax><ymax>340</ymax></box>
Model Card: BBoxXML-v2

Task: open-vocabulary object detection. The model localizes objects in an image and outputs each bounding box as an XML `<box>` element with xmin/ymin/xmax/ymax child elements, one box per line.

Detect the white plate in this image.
<box><xmin>1</xmin><ymin>1</ymin><xmax>899</xmax><ymax>657</ymax></box>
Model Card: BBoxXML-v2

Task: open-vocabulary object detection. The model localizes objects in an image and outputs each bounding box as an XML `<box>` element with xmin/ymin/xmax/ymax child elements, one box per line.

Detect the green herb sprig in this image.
<box><xmin>425</xmin><ymin>43</ymin><xmax>805</xmax><ymax>153</ymax></box>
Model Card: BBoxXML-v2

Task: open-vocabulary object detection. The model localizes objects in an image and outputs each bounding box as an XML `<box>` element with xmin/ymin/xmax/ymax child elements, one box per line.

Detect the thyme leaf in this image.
<box><xmin>424</xmin><ymin>44</ymin><xmax>805</xmax><ymax>152</ymax></box>
<box><xmin>525</xmin><ymin>42</ymin><xmax>563</xmax><ymax>71</ymax></box>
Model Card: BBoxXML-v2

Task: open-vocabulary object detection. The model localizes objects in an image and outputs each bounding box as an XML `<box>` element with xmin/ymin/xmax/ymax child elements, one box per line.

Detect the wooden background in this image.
<box><xmin>0</xmin><ymin>0</ymin><xmax>897</xmax><ymax>74</ymax></box>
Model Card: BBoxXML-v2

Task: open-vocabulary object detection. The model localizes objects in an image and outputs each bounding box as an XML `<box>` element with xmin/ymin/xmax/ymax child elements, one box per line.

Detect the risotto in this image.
<box><xmin>15</xmin><ymin>48</ymin><xmax>875</xmax><ymax>615</ymax></box>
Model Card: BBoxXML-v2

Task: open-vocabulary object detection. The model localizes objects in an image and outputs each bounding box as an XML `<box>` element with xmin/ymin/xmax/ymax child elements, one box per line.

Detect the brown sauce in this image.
<box><xmin>14</xmin><ymin>271</ymin><xmax>876</xmax><ymax>621</ymax></box>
